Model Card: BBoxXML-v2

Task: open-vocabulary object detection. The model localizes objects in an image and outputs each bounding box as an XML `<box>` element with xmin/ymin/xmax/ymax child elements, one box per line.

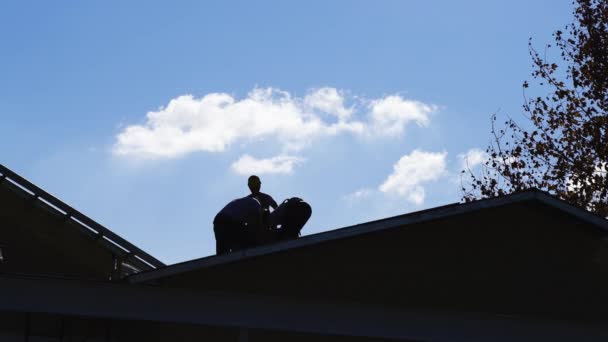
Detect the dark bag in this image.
<box><xmin>270</xmin><ymin>197</ymin><xmax>312</xmax><ymax>241</ymax></box>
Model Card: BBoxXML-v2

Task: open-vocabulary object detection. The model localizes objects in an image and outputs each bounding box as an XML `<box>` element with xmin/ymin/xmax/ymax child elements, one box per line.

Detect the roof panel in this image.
<box><xmin>0</xmin><ymin>163</ymin><xmax>165</xmax><ymax>277</ymax></box>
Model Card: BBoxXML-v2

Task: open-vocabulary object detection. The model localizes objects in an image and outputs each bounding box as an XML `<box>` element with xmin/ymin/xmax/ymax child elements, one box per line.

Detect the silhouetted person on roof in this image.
<box><xmin>213</xmin><ymin>175</ymin><xmax>311</xmax><ymax>254</ymax></box>
<box><xmin>213</xmin><ymin>196</ymin><xmax>261</xmax><ymax>254</ymax></box>
<box><xmin>246</xmin><ymin>175</ymin><xmax>278</xmax><ymax>246</ymax></box>
<box><xmin>247</xmin><ymin>175</ymin><xmax>278</xmax><ymax>214</ymax></box>
<box><xmin>212</xmin><ymin>176</ymin><xmax>278</xmax><ymax>255</ymax></box>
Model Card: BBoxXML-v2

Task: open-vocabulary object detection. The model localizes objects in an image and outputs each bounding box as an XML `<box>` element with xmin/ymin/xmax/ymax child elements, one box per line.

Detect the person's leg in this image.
<box><xmin>229</xmin><ymin>220</ymin><xmax>249</xmax><ymax>252</ymax></box>
<box><xmin>241</xmin><ymin>224</ymin><xmax>257</xmax><ymax>250</ymax></box>
<box><xmin>214</xmin><ymin>216</ymin><xmax>231</xmax><ymax>255</ymax></box>
<box><xmin>215</xmin><ymin>237</ymin><xmax>227</xmax><ymax>254</ymax></box>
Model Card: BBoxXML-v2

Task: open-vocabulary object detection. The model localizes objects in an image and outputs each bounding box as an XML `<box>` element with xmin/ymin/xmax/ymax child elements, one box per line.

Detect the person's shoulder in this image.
<box><xmin>260</xmin><ymin>192</ymin><xmax>275</xmax><ymax>200</ymax></box>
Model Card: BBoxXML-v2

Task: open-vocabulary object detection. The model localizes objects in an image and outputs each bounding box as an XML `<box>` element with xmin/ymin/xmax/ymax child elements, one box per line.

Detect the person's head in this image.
<box><xmin>248</xmin><ymin>175</ymin><xmax>261</xmax><ymax>194</ymax></box>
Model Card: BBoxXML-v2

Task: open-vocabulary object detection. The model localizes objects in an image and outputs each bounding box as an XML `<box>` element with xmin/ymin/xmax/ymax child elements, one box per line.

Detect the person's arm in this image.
<box><xmin>267</xmin><ymin>194</ymin><xmax>278</xmax><ymax>210</ymax></box>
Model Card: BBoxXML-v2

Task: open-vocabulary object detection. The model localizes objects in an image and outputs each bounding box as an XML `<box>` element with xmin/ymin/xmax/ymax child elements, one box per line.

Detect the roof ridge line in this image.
<box><xmin>130</xmin><ymin>188</ymin><xmax>607</xmax><ymax>284</ymax></box>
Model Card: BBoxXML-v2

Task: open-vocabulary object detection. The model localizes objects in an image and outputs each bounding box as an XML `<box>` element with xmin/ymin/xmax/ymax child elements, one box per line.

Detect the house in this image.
<box><xmin>1</xmin><ymin>163</ymin><xmax>608</xmax><ymax>341</ymax></box>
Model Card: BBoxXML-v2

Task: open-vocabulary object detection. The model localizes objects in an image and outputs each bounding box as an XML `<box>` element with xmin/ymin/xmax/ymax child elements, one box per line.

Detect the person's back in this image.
<box><xmin>213</xmin><ymin>196</ymin><xmax>261</xmax><ymax>254</ymax></box>
<box><xmin>216</xmin><ymin>197</ymin><xmax>261</xmax><ymax>223</ymax></box>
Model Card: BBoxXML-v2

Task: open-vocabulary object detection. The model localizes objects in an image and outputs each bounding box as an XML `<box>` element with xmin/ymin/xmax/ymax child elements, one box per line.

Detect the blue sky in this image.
<box><xmin>0</xmin><ymin>1</ymin><xmax>574</xmax><ymax>263</ymax></box>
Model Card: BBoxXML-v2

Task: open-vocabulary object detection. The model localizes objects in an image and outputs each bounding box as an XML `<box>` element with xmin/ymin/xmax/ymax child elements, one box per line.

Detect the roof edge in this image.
<box><xmin>130</xmin><ymin>189</ymin><xmax>607</xmax><ymax>284</ymax></box>
<box><xmin>0</xmin><ymin>163</ymin><xmax>165</xmax><ymax>270</ymax></box>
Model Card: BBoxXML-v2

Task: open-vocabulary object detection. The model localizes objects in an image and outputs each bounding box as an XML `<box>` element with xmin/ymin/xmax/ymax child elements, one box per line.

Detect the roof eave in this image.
<box><xmin>130</xmin><ymin>189</ymin><xmax>608</xmax><ymax>284</ymax></box>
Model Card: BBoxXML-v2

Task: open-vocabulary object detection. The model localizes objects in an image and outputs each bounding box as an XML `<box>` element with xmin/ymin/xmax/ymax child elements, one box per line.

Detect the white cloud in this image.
<box><xmin>343</xmin><ymin>188</ymin><xmax>373</xmax><ymax>201</ymax></box>
<box><xmin>379</xmin><ymin>150</ymin><xmax>448</xmax><ymax>204</ymax></box>
<box><xmin>231</xmin><ymin>154</ymin><xmax>304</xmax><ymax>175</ymax></box>
<box><xmin>113</xmin><ymin>87</ymin><xmax>437</xmax><ymax>163</ymax></box>
<box><xmin>304</xmin><ymin>87</ymin><xmax>353</xmax><ymax>121</ymax></box>
<box><xmin>369</xmin><ymin>96</ymin><xmax>435</xmax><ymax>136</ymax></box>
<box><xmin>458</xmin><ymin>148</ymin><xmax>488</xmax><ymax>170</ymax></box>
<box><xmin>113</xmin><ymin>89</ymin><xmax>341</xmax><ymax>158</ymax></box>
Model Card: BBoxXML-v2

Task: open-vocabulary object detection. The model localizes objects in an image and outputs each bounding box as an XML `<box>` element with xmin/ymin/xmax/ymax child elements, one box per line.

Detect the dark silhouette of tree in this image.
<box><xmin>462</xmin><ymin>0</ymin><xmax>608</xmax><ymax>216</ymax></box>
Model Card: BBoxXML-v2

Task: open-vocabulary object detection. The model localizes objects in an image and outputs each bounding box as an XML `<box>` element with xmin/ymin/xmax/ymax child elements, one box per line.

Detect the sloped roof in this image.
<box><xmin>129</xmin><ymin>188</ymin><xmax>608</xmax><ymax>284</ymax></box>
<box><xmin>0</xmin><ymin>163</ymin><xmax>164</xmax><ymax>272</ymax></box>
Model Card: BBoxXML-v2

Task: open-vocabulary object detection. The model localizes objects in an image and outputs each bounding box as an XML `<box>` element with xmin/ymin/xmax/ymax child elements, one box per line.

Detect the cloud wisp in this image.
<box><xmin>369</xmin><ymin>96</ymin><xmax>432</xmax><ymax>136</ymax></box>
<box><xmin>113</xmin><ymin>87</ymin><xmax>438</xmax><ymax>174</ymax></box>
<box><xmin>345</xmin><ymin>149</ymin><xmax>448</xmax><ymax>206</ymax></box>
<box><xmin>379</xmin><ymin>149</ymin><xmax>448</xmax><ymax>204</ymax></box>
<box><xmin>231</xmin><ymin>154</ymin><xmax>304</xmax><ymax>175</ymax></box>
<box><xmin>457</xmin><ymin>148</ymin><xmax>488</xmax><ymax>171</ymax></box>
<box><xmin>343</xmin><ymin>188</ymin><xmax>374</xmax><ymax>201</ymax></box>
